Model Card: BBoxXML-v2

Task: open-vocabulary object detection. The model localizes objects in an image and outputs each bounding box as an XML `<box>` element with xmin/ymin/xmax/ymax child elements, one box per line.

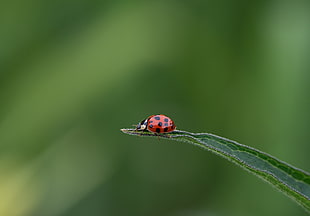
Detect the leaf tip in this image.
<box><xmin>120</xmin><ymin>128</ymin><xmax>140</xmax><ymax>136</ymax></box>
<box><xmin>120</xmin><ymin>128</ymin><xmax>131</xmax><ymax>133</ymax></box>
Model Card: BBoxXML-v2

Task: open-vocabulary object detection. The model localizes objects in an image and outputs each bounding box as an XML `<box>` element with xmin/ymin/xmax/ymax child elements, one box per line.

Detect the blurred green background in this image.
<box><xmin>0</xmin><ymin>0</ymin><xmax>309</xmax><ymax>215</ymax></box>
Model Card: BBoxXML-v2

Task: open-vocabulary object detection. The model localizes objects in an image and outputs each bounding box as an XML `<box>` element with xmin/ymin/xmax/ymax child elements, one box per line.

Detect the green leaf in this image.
<box><xmin>121</xmin><ymin>129</ymin><xmax>310</xmax><ymax>212</ymax></box>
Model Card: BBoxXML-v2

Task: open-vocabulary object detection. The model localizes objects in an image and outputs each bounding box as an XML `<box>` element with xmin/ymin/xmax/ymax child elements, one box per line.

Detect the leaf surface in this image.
<box><xmin>121</xmin><ymin>129</ymin><xmax>310</xmax><ymax>212</ymax></box>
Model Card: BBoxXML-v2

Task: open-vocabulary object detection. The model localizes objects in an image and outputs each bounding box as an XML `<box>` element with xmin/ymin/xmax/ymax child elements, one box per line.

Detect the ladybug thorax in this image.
<box><xmin>136</xmin><ymin>119</ymin><xmax>148</xmax><ymax>130</ymax></box>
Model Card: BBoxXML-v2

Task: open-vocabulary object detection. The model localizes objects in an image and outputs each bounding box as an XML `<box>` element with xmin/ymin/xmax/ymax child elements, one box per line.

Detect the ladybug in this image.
<box><xmin>136</xmin><ymin>114</ymin><xmax>176</xmax><ymax>133</ymax></box>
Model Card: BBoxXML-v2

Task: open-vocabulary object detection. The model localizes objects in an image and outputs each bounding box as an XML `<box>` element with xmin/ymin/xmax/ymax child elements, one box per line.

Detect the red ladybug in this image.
<box><xmin>136</xmin><ymin>114</ymin><xmax>176</xmax><ymax>133</ymax></box>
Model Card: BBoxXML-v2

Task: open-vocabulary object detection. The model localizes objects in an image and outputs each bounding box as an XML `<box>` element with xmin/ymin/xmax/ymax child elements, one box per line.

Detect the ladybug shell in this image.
<box><xmin>146</xmin><ymin>114</ymin><xmax>176</xmax><ymax>133</ymax></box>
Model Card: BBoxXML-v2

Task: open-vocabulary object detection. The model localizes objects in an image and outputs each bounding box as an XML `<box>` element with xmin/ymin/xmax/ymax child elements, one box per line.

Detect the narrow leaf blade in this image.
<box><xmin>121</xmin><ymin>129</ymin><xmax>310</xmax><ymax>212</ymax></box>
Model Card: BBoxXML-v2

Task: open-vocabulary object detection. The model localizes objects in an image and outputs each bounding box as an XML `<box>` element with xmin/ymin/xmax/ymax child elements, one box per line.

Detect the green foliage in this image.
<box><xmin>1</xmin><ymin>0</ymin><xmax>310</xmax><ymax>215</ymax></box>
<box><xmin>121</xmin><ymin>129</ymin><xmax>310</xmax><ymax>212</ymax></box>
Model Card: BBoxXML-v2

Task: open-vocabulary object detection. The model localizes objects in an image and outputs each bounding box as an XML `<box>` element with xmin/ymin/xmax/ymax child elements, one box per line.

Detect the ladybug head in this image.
<box><xmin>136</xmin><ymin>119</ymin><xmax>147</xmax><ymax>131</ymax></box>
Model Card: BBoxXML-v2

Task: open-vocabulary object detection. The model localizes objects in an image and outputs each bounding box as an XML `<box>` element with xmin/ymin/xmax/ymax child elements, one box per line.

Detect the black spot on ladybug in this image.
<box><xmin>149</xmin><ymin>121</ymin><xmax>153</xmax><ymax>123</ymax></box>
<box><xmin>164</xmin><ymin>123</ymin><xmax>168</xmax><ymax>126</ymax></box>
<box><xmin>155</xmin><ymin>116</ymin><xmax>160</xmax><ymax>120</ymax></box>
<box><xmin>164</xmin><ymin>118</ymin><xmax>169</xmax><ymax>122</ymax></box>
<box><xmin>149</xmin><ymin>124</ymin><xmax>153</xmax><ymax>128</ymax></box>
<box><xmin>156</xmin><ymin>128</ymin><xmax>161</xmax><ymax>133</ymax></box>
<box><xmin>158</xmin><ymin>122</ymin><xmax>162</xmax><ymax>127</ymax></box>
<box><xmin>171</xmin><ymin>126</ymin><xmax>174</xmax><ymax>130</ymax></box>
<box><xmin>164</xmin><ymin>127</ymin><xmax>168</xmax><ymax>132</ymax></box>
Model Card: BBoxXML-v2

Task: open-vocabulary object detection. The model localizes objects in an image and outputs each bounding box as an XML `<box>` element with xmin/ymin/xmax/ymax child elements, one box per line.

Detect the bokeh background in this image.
<box><xmin>0</xmin><ymin>0</ymin><xmax>309</xmax><ymax>216</ymax></box>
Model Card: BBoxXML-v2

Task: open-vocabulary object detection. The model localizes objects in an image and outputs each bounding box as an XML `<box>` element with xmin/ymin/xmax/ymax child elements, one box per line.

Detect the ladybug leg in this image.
<box><xmin>155</xmin><ymin>133</ymin><xmax>160</xmax><ymax>140</ymax></box>
<box><xmin>156</xmin><ymin>133</ymin><xmax>171</xmax><ymax>139</ymax></box>
<box><xmin>154</xmin><ymin>133</ymin><xmax>166</xmax><ymax>140</ymax></box>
